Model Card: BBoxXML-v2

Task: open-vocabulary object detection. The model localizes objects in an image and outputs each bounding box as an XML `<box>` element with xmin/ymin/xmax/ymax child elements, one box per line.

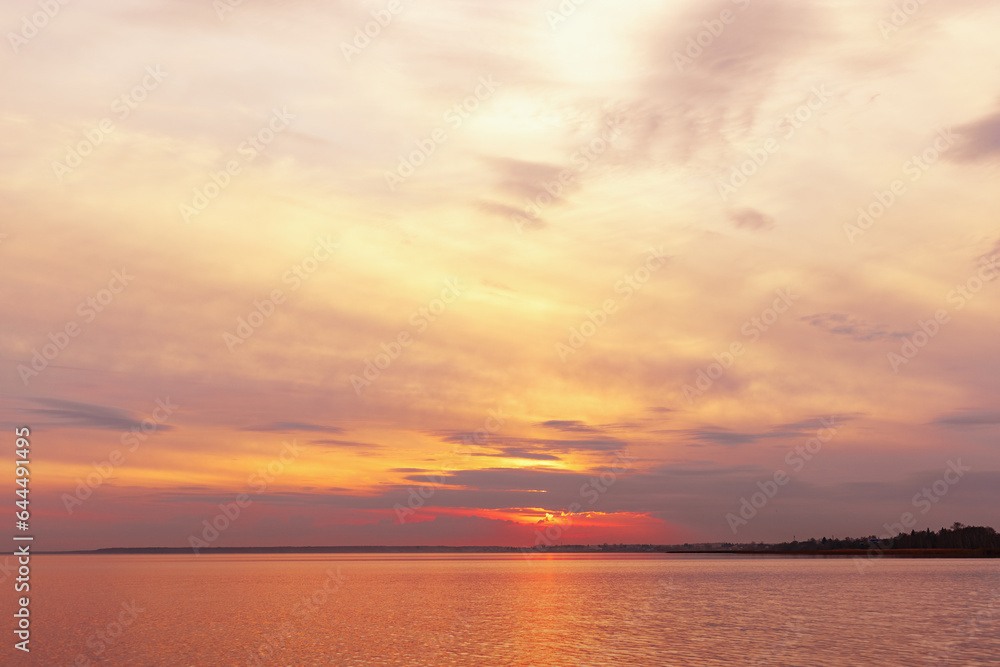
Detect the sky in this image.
<box><xmin>1</xmin><ymin>0</ymin><xmax>998</xmax><ymax>551</ymax></box>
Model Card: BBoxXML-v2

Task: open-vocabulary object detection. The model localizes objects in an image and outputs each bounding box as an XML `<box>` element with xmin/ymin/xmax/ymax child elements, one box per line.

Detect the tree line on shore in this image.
<box><xmin>752</xmin><ymin>523</ymin><xmax>999</xmax><ymax>552</ymax></box>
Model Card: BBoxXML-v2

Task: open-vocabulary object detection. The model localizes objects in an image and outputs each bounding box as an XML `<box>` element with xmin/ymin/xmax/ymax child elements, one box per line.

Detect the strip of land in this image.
<box><xmin>39</xmin><ymin>546</ymin><xmax>999</xmax><ymax>557</ymax></box>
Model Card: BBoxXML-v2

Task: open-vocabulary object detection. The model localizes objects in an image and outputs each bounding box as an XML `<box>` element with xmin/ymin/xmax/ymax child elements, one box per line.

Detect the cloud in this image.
<box><xmin>629</xmin><ymin>0</ymin><xmax>833</xmax><ymax>162</ymax></box>
<box><xmin>25</xmin><ymin>398</ymin><xmax>173</xmax><ymax>433</ymax></box>
<box><xmin>436</xmin><ymin>432</ymin><xmax>627</xmax><ymax>458</ymax></box>
<box><xmin>769</xmin><ymin>413</ymin><xmax>861</xmax><ymax>433</ymax></box>
<box><xmin>978</xmin><ymin>238</ymin><xmax>1000</xmax><ymax>264</ymax></box>
<box><xmin>310</xmin><ymin>439</ymin><xmax>383</xmax><ymax>450</ymax></box>
<box><xmin>950</xmin><ymin>107</ymin><xmax>1000</xmax><ymax>161</ymax></box>
<box><xmin>402</xmin><ymin>467</ymin><xmax>556</xmax><ymax>492</ymax></box>
<box><xmin>932</xmin><ymin>410</ymin><xmax>1000</xmax><ymax>428</ymax></box>
<box><xmin>682</xmin><ymin>429</ymin><xmax>766</xmax><ymax>447</ymax></box>
<box><xmin>476</xmin><ymin>200</ymin><xmax>528</xmax><ymax>221</ymax></box>
<box><xmin>801</xmin><ymin>313</ymin><xmax>910</xmax><ymax>342</ymax></box>
<box><xmin>476</xmin><ymin>157</ymin><xmax>576</xmax><ymax>228</ymax></box>
<box><xmin>488</xmin><ymin>157</ymin><xmax>569</xmax><ymax>199</ymax></box>
<box><xmin>680</xmin><ymin>413</ymin><xmax>859</xmax><ymax>447</ymax></box>
<box><xmin>729</xmin><ymin>208</ymin><xmax>775</xmax><ymax>231</ymax></box>
<box><xmin>470</xmin><ymin>448</ymin><xmax>562</xmax><ymax>461</ymax></box>
<box><xmin>536</xmin><ymin>420</ymin><xmax>602</xmax><ymax>433</ymax></box>
<box><xmin>667</xmin><ymin>0</ymin><xmax>826</xmax><ymax>79</ymax></box>
<box><xmin>431</xmin><ymin>430</ymin><xmax>624</xmax><ymax>464</ymax></box>
<box><xmin>242</xmin><ymin>422</ymin><xmax>344</xmax><ymax>434</ymax></box>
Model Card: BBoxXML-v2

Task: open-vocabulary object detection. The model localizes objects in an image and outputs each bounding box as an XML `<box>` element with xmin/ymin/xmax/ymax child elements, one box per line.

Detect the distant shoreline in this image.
<box><xmin>739</xmin><ymin>548</ymin><xmax>999</xmax><ymax>558</ymax></box>
<box><xmin>37</xmin><ymin>546</ymin><xmax>1000</xmax><ymax>557</ymax></box>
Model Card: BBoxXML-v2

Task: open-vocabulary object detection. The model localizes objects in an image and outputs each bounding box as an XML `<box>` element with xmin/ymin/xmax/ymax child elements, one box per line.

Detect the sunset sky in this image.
<box><xmin>2</xmin><ymin>0</ymin><xmax>998</xmax><ymax>551</ymax></box>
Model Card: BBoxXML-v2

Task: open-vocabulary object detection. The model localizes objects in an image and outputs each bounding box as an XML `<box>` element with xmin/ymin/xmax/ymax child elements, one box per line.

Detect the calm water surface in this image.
<box><xmin>7</xmin><ymin>554</ymin><xmax>999</xmax><ymax>666</ymax></box>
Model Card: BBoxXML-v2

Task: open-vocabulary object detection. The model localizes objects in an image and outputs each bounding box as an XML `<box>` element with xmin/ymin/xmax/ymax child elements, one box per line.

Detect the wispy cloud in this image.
<box><xmin>310</xmin><ymin>439</ymin><xmax>383</xmax><ymax>449</ymax></box>
<box><xmin>801</xmin><ymin>313</ymin><xmax>910</xmax><ymax>342</ymax></box>
<box><xmin>470</xmin><ymin>447</ymin><xmax>562</xmax><ymax>461</ymax></box>
<box><xmin>932</xmin><ymin>410</ymin><xmax>1000</xmax><ymax>428</ymax></box>
<box><xmin>951</xmin><ymin>106</ymin><xmax>1000</xmax><ymax>161</ymax></box>
<box><xmin>681</xmin><ymin>413</ymin><xmax>858</xmax><ymax>447</ymax></box>
<box><xmin>682</xmin><ymin>429</ymin><xmax>768</xmax><ymax>447</ymax></box>
<box><xmin>536</xmin><ymin>420</ymin><xmax>603</xmax><ymax>433</ymax></box>
<box><xmin>242</xmin><ymin>422</ymin><xmax>344</xmax><ymax>434</ymax></box>
<box><xmin>437</xmin><ymin>432</ymin><xmax>625</xmax><ymax>455</ymax></box>
<box><xmin>25</xmin><ymin>398</ymin><xmax>173</xmax><ymax>433</ymax></box>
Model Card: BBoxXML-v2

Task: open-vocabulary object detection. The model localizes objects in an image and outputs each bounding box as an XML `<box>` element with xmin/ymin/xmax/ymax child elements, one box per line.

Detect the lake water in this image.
<box><xmin>7</xmin><ymin>554</ymin><xmax>999</xmax><ymax>666</ymax></box>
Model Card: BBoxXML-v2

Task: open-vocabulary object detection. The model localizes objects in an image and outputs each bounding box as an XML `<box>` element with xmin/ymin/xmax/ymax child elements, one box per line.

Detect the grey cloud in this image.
<box><xmin>310</xmin><ymin>439</ymin><xmax>383</xmax><ymax>449</ymax></box>
<box><xmin>683</xmin><ymin>429</ymin><xmax>763</xmax><ymax>447</ymax></box>
<box><xmin>26</xmin><ymin>398</ymin><xmax>174</xmax><ymax>433</ymax></box>
<box><xmin>769</xmin><ymin>413</ymin><xmax>862</xmax><ymax>433</ymax></box>
<box><xmin>801</xmin><ymin>313</ymin><xmax>911</xmax><ymax>342</ymax></box>
<box><xmin>932</xmin><ymin>410</ymin><xmax>1000</xmax><ymax>428</ymax></box>
<box><xmin>436</xmin><ymin>432</ymin><xmax>626</xmax><ymax>455</ymax></box>
<box><xmin>243</xmin><ymin>422</ymin><xmax>344</xmax><ymax>433</ymax></box>
<box><xmin>470</xmin><ymin>448</ymin><xmax>562</xmax><ymax>461</ymax></box>
<box><xmin>679</xmin><ymin>413</ymin><xmax>859</xmax><ymax>447</ymax></box>
<box><xmin>950</xmin><ymin>108</ymin><xmax>1000</xmax><ymax>161</ymax></box>
<box><xmin>536</xmin><ymin>420</ymin><xmax>603</xmax><ymax>433</ymax></box>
